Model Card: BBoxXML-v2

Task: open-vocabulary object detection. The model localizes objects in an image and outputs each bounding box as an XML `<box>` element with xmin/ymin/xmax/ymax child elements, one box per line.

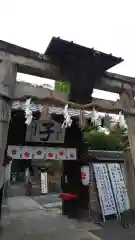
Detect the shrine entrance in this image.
<box><xmin>1</xmin><ymin>37</ymin><xmax>135</xmax><ymax>224</ymax></box>
<box><xmin>6</xmin><ymin>107</ymin><xmax>77</xmax><ymax>198</ymax></box>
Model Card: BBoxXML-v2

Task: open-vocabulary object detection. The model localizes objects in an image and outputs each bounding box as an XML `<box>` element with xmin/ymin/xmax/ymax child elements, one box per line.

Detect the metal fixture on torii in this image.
<box><xmin>0</xmin><ymin>37</ymin><xmax>135</xmax><ymax>222</ymax></box>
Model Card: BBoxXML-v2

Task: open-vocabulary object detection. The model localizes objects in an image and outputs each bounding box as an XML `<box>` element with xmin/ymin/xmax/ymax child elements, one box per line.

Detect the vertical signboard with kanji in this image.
<box><xmin>41</xmin><ymin>172</ymin><xmax>48</xmax><ymax>194</ymax></box>
<box><xmin>108</xmin><ymin>163</ymin><xmax>130</xmax><ymax>213</ymax></box>
<box><xmin>93</xmin><ymin>164</ymin><xmax>117</xmax><ymax>220</ymax></box>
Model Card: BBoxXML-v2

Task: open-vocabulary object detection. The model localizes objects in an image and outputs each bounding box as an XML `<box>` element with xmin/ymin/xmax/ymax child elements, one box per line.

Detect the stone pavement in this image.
<box><xmin>91</xmin><ymin>220</ymin><xmax>135</xmax><ymax>240</ymax></box>
<box><xmin>1</xmin><ymin>196</ymin><xmax>101</xmax><ymax>240</ymax></box>
<box><xmin>2</xmin><ymin>196</ymin><xmax>135</xmax><ymax>239</ymax></box>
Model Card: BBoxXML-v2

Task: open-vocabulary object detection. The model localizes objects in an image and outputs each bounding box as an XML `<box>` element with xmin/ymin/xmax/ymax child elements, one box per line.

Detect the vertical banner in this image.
<box><xmin>41</xmin><ymin>172</ymin><xmax>48</xmax><ymax>194</ymax></box>
<box><xmin>108</xmin><ymin>163</ymin><xmax>130</xmax><ymax>213</ymax></box>
<box><xmin>93</xmin><ymin>164</ymin><xmax>117</xmax><ymax>219</ymax></box>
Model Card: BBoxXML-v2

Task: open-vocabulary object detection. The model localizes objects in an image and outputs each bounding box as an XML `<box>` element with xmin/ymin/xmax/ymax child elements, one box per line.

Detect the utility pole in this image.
<box><xmin>0</xmin><ymin>61</ymin><xmax>17</xmax><ymax>230</ymax></box>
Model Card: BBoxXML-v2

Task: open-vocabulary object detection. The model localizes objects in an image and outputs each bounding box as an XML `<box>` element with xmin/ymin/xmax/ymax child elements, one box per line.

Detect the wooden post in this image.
<box><xmin>0</xmin><ymin>61</ymin><xmax>17</xmax><ymax>230</ymax></box>
<box><xmin>120</xmin><ymin>91</ymin><xmax>135</xmax><ymax>209</ymax></box>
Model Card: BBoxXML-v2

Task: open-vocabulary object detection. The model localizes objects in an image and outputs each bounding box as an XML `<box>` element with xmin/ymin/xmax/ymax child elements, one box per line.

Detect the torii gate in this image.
<box><xmin>0</xmin><ymin>37</ymin><xmax>135</xmax><ymax>221</ymax></box>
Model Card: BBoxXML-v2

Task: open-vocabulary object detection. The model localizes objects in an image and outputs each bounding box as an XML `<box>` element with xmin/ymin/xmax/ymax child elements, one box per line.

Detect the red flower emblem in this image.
<box><xmin>12</xmin><ymin>149</ymin><xmax>17</xmax><ymax>155</ymax></box>
<box><xmin>48</xmin><ymin>152</ymin><xmax>53</xmax><ymax>158</ymax></box>
<box><xmin>81</xmin><ymin>172</ymin><xmax>87</xmax><ymax>179</ymax></box>
<box><xmin>24</xmin><ymin>152</ymin><xmax>30</xmax><ymax>158</ymax></box>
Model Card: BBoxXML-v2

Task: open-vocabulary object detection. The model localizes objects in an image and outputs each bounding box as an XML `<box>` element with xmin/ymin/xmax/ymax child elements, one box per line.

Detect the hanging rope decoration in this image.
<box><xmin>62</xmin><ymin>104</ymin><xmax>72</xmax><ymax>128</ymax></box>
<box><xmin>24</xmin><ymin>98</ymin><xmax>33</xmax><ymax>125</ymax></box>
<box><xmin>22</xmin><ymin>95</ymin><xmax>128</xmax><ymax>129</ymax></box>
<box><xmin>118</xmin><ymin>111</ymin><xmax>127</xmax><ymax>129</ymax></box>
<box><xmin>91</xmin><ymin>107</ymin><xmax>100</xmax><ymax>126</ymax></box>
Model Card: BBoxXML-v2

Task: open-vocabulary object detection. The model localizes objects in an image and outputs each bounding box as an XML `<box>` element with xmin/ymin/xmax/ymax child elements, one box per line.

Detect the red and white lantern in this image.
<box><xmin>81</xmin><ymin>166</ymin><xmax>89</xmax><ymax>186</ymax></box>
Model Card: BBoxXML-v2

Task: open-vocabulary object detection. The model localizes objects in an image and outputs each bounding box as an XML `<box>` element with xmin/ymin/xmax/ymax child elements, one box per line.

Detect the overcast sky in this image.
<box><xmin>1</xmin><ymin>0</ymin><xmax>134</xmax><ymax>101</ymax></box>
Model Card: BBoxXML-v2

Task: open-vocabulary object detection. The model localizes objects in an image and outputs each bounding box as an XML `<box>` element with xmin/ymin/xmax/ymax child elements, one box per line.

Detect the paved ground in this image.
<box><xmin>4</xmin><ymin>184</ymin><xmax>135</xmax><ymax>239</ymax></box>
<box><xmin>32</xmin><ymin>194</ymin><xmax>61</xmax><ymax>207</ymax></box>
<box><xmin>1</xmin><ymin>196</ymin><xmax>101</xmax><ymax>240</ymax></box>
<box><xmin>8</xmin><ymin>182</ymin><xmax>61</xmax><ymax>198</ymax></box>
<box><xmin>91</xmin><ymin>220</ymin><xmax>135</xmax><ymax>240</ymax></box>
<box><xmin>8</xmin><ymin>183</ymin><xmax>25</xmax><ymax>197</ymax></box>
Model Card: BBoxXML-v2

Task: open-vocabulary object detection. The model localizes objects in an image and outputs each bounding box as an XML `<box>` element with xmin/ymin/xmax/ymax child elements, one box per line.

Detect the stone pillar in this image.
<box><xmin>0</xmin><ymin>61</ymin><xmax>17</xmax><ymax>229</ymax></box>
<box><xmin>124</xmin><ymin>147</ymin><xmax>135</xmax><ymax>209</ymax></box>
<box><xmin>120</xmin><ymin>91</ymin><xmax>135</xmax><ymax>209</ymax></box>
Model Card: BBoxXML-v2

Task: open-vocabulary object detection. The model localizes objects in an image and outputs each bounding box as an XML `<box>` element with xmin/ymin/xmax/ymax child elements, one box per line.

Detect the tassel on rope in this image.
<box><xmin>91</xmin><ymin>107</ymin><xmax>99</xmax><ymax>126</ymax></box>
<box><xmin>62</xmin><ymin>104</ymin><xmax>72</xmax><ymax>128</ymax></box>
<box><xmin>24</xmin><ymin>98</ymin><xmax>33</xmax><ymax>125</ymax></box>
<box><xmin>118</xmin><ymin>111</ymin><xmax>127</xmax><ymax>129</ymax></box>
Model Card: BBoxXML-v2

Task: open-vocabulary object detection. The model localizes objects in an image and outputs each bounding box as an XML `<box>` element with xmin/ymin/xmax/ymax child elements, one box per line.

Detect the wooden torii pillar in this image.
<box><xmin>119</xmin><ymin>91</ymin><xmax>135</xmax><ymax>209</ymax></box>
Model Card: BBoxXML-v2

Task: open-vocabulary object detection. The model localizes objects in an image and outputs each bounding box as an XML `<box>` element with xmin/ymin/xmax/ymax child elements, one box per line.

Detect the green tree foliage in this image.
<box><xmin>109</xmin><ymin>122</ymin><xmax>126</xmax><ymax>138</ymax></box>
<box><xmin>84</xmin><ymin>122</ymin><xmax>127</xmax><ymax>151</ymax></box>
<box><xmin>84</xmin><ymin>130</ymin><xmax>123</xmax><ymax>151</ymax></box>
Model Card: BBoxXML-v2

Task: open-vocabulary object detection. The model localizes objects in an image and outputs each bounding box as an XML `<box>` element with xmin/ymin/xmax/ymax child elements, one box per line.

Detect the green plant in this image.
<box><xmin>55</xmin><ymin>80</ymin><xmax>70</xmax><ymax>94</ymax></box>
<box><xmin>84</xmin><ymin>130</ymin><xmax>122</xmax><ymax>150</ymax></box>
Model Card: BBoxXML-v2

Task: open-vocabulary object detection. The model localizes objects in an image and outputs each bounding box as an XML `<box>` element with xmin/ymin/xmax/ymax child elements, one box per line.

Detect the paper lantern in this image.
<box><xmin>81</xmin><ymin>166</ymin><xmax>89</xmax><ymax>186</ymax></box>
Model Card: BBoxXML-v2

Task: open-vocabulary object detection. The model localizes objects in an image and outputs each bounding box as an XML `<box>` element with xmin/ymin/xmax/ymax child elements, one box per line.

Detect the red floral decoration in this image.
<box><xmin>48</xmin><ymin>152</ymin><xmax>53</xmax><ymax>158</ymax></box>
<box><xmin>81</xmin><ymin>172</ymin><xmax>87</xmax><ymax>179</ymax></box>
<box><xmin>24</xmin><ymin>152</ymin><xmax>30</xmax><ymax>158</ymax></box>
